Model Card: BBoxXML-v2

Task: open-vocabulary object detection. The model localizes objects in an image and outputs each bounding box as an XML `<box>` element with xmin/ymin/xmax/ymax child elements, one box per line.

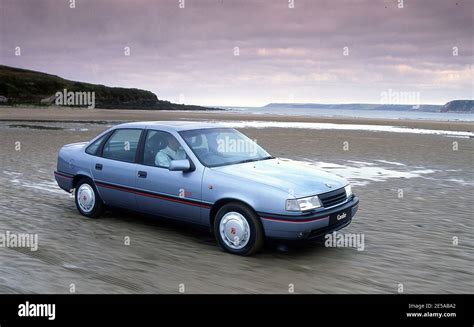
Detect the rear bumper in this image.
<box><xmin>54</xmin><ymin>171</ymin><xmax>74</xmax><ymax>192</ymax></box>
<box><xmin>259</xmin><ymin>196</ymin><xmax>359</xmax><ymax>240</ymax></box>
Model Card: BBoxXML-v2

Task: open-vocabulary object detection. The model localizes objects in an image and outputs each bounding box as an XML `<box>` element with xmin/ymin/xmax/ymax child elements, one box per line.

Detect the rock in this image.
<box><xmin>40</xmin><ymin>94</ymin><xmax>58</xmax><ymax>104</ymax></box>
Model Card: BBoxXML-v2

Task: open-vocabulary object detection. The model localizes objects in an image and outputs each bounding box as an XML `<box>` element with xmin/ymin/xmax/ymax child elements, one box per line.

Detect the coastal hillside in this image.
<box><xmin>0</xmin><ymin>65</ymin><xmax>214</xmax><ymax>110</ymax></box>
<box><xmin>440</xmin><ymin>100</ymin><xmax>474</xmax><ymax>113</ymax></box>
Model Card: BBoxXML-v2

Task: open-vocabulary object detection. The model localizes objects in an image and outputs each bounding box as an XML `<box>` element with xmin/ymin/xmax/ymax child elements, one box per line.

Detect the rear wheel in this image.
<box><xmin>214</xmin><ymin>202</ymin><xmax>264</xmax><ymax>255</ymax></box>
<box><xmin>75</xmin><ymin>178</ymin><xmax>104</xmax><ymax>218</ymax></box>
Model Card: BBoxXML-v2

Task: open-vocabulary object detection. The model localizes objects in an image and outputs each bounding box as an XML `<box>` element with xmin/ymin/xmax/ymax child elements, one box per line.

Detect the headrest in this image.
<box><xmin>147</xmin><ymin>132</ymin><xmax>168</xmax><ymax>151</ymax></box>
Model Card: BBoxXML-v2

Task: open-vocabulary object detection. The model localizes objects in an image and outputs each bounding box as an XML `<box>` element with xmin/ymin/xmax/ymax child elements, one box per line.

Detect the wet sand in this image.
<box><xmin>0</xmin><ymin>107</ymin><xmax>473</xmax><ymax>293</ymax></box>
<box><xmin>0</xmin><ymin>106</ymin><xmax>473</xmax><ymax>132</ymax></box>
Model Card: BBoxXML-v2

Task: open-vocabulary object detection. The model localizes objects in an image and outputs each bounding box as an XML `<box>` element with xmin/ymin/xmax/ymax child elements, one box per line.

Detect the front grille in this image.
<box><xmin>319</xmin><ymin>188</ymin><xmax>347</xmax><ymax>208</ymax></box>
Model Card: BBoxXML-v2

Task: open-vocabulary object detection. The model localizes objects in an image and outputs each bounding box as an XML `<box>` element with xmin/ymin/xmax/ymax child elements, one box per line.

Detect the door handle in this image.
<box><xmin>138</xmin><ymin>171</ymin><xmax>147</xmax><ymax>178</ymax></box>
<box><xmin>95</xmin><ymin>163</ymin><xmax>103</xmax><ymax>170</ymax></box>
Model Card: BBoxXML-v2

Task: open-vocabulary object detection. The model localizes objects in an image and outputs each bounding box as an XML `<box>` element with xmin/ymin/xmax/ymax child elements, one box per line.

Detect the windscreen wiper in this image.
<box><xmin>234</xmin><ymin>156</ymin><xmax>275</xmax><ymax>165</ymax></box>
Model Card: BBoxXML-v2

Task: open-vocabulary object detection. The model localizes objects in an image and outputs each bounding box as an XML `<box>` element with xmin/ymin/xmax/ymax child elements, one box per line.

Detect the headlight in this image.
<box><xmin>286</xmin><ymin>196</ymin><xmax>321</xmax><ymax>212</ymax></box>
<box><xmin>285</xmin><ymin>199</ymin><xmax>300</xmax><ymax>211</ymax></box>
<box><xmin>345</xmin><ymin>184</ymin><xmax>352</xmax><ymax>197</ymax></box>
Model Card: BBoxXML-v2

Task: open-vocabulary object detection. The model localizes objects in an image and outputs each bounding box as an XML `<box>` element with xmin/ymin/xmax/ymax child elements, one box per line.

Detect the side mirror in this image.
<box><xmin>169</xmin><ymin>159</ymin><xmax>192</xmax><ymax>172</ymax></box>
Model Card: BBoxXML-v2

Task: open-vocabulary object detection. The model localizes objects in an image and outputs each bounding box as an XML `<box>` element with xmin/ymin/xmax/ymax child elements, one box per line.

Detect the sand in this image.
<box><xmin>0</xmin><ymin>106</ymin><xmax>472</xmax><ymax>293</ymax></box>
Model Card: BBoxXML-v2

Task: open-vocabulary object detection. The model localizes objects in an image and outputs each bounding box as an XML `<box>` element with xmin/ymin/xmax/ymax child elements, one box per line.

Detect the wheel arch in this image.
<box><xmin>72</xmin><ymin>173</ymin><xmax>105</xmax><ymax>207</ymax></box>
<box><xmin>209</xmin><ymin>198</ymin><xmax>260</xmax><ymax>230</ymax></box>
<box><xmin>72</xmin><ymin>174</ymin><xmax>93</xmax><ymax>189</ymax></box>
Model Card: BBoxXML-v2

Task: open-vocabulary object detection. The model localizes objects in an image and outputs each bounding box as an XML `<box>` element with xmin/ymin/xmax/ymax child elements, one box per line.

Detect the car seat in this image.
<box><xmin>144</xmin><ymin>132</ymin><xmax>168</xmax><ymax>166</ymax></box>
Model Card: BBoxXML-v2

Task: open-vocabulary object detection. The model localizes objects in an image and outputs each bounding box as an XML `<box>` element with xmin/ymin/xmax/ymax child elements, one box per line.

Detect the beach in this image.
<box><xmin>0</xmin><ymin>106</ymin><xmax>472</xmax><ymax>293</ymax></box>
<box><xmin>0</xmin><ymin>106</ymin><xmax>473</xmax><ymax>132</ymax></box>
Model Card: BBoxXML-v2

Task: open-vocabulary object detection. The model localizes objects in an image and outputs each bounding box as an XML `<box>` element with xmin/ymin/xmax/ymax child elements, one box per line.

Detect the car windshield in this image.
<box><xmin>179</xmin><ymin>128</ymin><xmax>273</xmax><ymax>167</ymax></box>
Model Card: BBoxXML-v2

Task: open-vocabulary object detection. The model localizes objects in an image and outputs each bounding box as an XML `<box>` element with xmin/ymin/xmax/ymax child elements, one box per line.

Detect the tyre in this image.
<box><xmin>214</xmin><ymin>202</ymin><xmax>264</xmax><ymax>255</ymax></box>
<box><xmin>74</xmin><ymin>178</ymin><xmax>104</xmax><ymax>218</ymax></box>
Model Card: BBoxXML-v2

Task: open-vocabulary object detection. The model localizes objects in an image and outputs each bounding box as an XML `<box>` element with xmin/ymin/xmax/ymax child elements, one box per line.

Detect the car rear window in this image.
<box><xmin>85</xmin><ymin>132</ymin><xmax>110</xmax><ymax>155</ymax></box>
<box><xmin>102</xmin><ymin>129</ymin><xmax>142</xmax><ymax>163</ymax></box>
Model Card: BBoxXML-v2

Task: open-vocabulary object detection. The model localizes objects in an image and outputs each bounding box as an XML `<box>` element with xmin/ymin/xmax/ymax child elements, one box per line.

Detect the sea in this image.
<box><xmin>220</xmin><ymin>107</ymin><xmax>474</xmax><ymax>122</ymax></box>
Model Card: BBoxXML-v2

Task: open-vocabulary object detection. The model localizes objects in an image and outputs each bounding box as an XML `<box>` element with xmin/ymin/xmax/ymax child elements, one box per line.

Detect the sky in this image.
<box><xmin>0</xmin><ymin>0</ymin><xmax>473</xmax><ymax>107</ymax></box>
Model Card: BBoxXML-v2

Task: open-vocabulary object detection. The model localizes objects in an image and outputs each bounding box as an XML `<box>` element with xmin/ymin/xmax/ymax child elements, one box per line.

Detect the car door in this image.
<box><xmin>90</xmin><ymin>128</ymin><xmax>143</xmax><ymax>210</ymax></box>
<box><xmin>134</xmin><ymin>129</ymin><xmax>205</xmax><ymax>224</ymax></box>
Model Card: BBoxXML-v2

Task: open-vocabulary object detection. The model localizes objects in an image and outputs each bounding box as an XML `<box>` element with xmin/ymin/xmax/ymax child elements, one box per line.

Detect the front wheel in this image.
<box><xmin>214</xmin><ymin>202</ymin><xmax>264</xmax><ymax>256</ymax></box>
<box><xmin>75</xmin><ymin>178</ymin><xmax>104</xmax><ymax>218</ymax></box>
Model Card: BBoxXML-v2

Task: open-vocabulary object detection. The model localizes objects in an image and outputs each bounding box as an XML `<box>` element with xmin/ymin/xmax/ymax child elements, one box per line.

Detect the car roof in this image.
<box><xmin>112</xmin><ymin>121</ymin><xmax>225</xmax><ymax>132</ymax></box>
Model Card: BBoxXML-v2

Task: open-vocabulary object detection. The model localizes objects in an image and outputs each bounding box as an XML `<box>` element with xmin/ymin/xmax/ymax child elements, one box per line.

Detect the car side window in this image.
<box><xmin>143</xmin><ymin>130</ymin><xmax>187</xmax><ymax>168</ymax></box>
<box><xmin>85</xmin><ymin>132</ymin><xmax>110</xmax><ymax>155</ymax></box>
<box><xmin>102</xmin><ymin>129</ymin><xmax>142</xmax><ymax>163</ymax></box>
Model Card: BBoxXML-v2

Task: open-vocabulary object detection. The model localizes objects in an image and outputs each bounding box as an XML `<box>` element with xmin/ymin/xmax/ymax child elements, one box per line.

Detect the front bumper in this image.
<box><xmin>259</xmin><ymin>195</ymin><xmax>359</xmax><ymax>240</ymax></box>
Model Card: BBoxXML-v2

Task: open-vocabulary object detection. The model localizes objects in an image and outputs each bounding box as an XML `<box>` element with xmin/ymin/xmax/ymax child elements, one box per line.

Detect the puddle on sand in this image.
<box><xmin>3</xmin><ymin>171</ymin><xmax>68</xmax><ymax>195</ymax></box>
<box><xmin>279</xmin><ymin>158</ymin><xmax>438</xmax><ymax>186</ymax></box>
<box><xmin>8</xmin><ymin>124</ymin><xmax>64</xmax><ymax>130</ymax></box>
<box><xmin>216</xmin><ymin>120</ymin><xmax>474</xmax><ymax>138</ymax></box>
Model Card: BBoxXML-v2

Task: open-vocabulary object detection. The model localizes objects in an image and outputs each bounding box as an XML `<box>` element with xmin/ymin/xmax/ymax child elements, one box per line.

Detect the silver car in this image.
<box><xmin>55</xmin><ymin>121</ymin><xmax>359</xmax><ymax>255</ymax></box>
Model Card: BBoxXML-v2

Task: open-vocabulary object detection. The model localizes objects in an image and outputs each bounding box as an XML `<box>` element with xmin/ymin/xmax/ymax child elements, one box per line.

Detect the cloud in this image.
<box><xmin>0</xmin><ymin>0</ymin><xmax>472</xmax><ymax>106</ymax></box>
<box><xmin>256</xmin><ymin>47</ymin><xmax>310</xmax><ymax>57</ymax></box>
